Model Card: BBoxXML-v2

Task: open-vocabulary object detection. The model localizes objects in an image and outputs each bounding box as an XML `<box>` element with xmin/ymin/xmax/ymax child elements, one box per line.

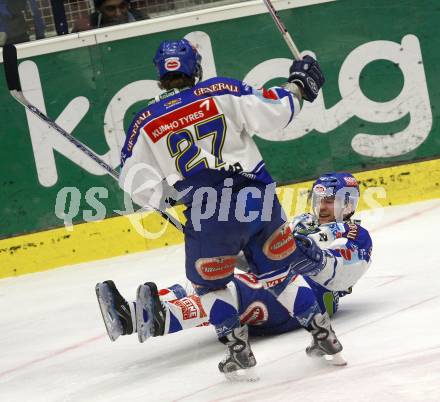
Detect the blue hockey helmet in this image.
<box><xmin>153</xmin><ymin>39</ymin><xmax>202</xmax><ymax>82</ymax></box>
<box><xmin>311</xmin><ymin>172</ymin><xmax>360</xmax><ymax>222</ymax></box>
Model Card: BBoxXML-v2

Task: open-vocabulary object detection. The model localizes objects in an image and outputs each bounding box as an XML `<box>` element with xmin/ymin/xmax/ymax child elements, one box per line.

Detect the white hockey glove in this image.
<box><xmin>291</xmin><ymin>213</ymin><xmax>320</xmax><ymax>236</ymax></box>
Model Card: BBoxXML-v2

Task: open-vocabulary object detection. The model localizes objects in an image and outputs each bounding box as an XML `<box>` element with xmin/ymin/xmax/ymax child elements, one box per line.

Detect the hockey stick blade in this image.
<box><xmin>3</xmin><ymin>44</ymin><xmax>21</xmax><ymax>92</ymax></box>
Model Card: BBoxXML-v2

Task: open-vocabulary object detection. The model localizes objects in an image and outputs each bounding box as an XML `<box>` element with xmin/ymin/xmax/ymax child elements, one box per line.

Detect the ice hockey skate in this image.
<box><xmin>218</xmin><ymin>325</ymin><xmax>258</xmax><ymax>382</ymax></box>
<box><xmin>95</xmin><ymin>280</ymin><xmax>135</xmax><ymax>341</ymax></box>
<box><xmin>305</xmin><ymin>312</ymin><xmax>347</xmax><ymax>366</ymax></box>
<box><xmin>136</xmin><ymin>282</ymin><xmax>166</xmax><ymax>343</ymax></box>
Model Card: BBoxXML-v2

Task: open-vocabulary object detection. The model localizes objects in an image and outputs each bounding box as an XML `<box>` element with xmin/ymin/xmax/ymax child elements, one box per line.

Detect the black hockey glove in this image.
<box><xmin>288</xmin><ymin>55</ymin><xmax>325</xmax><ymax>102</ymax></box>
<box><xmin>292</xmin><ymin>233</ymin><xmax>327</xmax><ymax>275</ymax></box>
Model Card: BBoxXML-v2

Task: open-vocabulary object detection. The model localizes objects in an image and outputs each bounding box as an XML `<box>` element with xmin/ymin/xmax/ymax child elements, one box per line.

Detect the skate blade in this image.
<box><xmin>224</xmin><ymin>367</ymin><xmax>259</xmax><ymax>382</ymax></box>
<box><xmin>324</xmin><ymin>352</ymin><xmax>347</xmax><ymax>366</ymax></box>
<box><xmin>95</xmin><ymin>283</ymin><xmax>124</xmax><ymax>342</ymax></box>
<box><xmin>136</xmin><ymin>284</ymin><xmax>154</xmax><ymax>343</ymax></box>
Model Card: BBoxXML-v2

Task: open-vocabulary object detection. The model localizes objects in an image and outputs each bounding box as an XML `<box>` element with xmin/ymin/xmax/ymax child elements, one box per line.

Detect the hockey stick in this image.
<box><xmin>2</xmin><ymin>44</ymin><xmax>183</xmax><ymax>232</ymax></box>
<box><xmin>262</xmin><ymin>0</ymin><xmax>302</xmax><ymax>60</ymax></box>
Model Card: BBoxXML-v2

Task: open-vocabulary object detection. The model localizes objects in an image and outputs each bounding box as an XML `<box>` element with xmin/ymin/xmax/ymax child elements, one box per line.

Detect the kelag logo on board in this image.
<box><xmin>17</xmin><ymin>31</ymin><xmax>432</xmax><ymax>187</ymax></box>
<box><xmin>243</xmin><ymin>34</ymin><xmax>432</xmax><ymax>158</ymax></box>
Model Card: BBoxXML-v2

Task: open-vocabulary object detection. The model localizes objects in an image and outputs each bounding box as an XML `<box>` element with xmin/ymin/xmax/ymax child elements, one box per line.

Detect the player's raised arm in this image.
<box><xmin>236</xmin><ymin>55</ymin><xmax>324</xmax><ymax>135</ymax></box>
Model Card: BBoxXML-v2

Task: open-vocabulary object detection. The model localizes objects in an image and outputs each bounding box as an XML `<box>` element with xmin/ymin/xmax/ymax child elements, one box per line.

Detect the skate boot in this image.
<box><xmin>305</xmin><ymin>312</ymin><xmax>346</xmax><ymax>366</ymax></box>
<box><xmin>136</xmin><ymin>282</ymin><xmax>166</xmax><ymax>343</ymax></box>
<box><xmin>218</xmin><ymin>325</ymin><xmax>258</xmax><ymax>381</ymax></box>
<box><xmin>95</xmin><ymin>280</ymin><xmax>135</xmax><ymax>341</ymax></box>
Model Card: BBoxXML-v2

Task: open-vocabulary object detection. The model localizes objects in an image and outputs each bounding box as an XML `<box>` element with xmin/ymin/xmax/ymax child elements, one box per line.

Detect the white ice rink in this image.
<box><xmin>1</xmin><ymin>199</ymin><xmax>440</xmax><ymax>402</ymax></box>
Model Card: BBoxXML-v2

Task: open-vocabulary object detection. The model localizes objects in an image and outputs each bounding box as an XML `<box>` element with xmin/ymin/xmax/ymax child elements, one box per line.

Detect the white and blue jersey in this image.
<box><xmin>119</xmin><ymin>77</ymin><xmax>300</xmax><ymax>209</ymax></box>
<box><xmin>307</xmin><ymin>221</ymin><xmax>373</xmax><ymax>292</ymax></box>
<box><xmin>157</xmin><ymin>220</ymin><xmax>372</xmax><ymax>337</ymax></box>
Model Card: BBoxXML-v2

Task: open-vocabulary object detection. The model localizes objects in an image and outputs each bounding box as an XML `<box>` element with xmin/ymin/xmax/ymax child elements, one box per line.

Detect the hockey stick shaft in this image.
<box><xmin>3</xmin><ymin>44</ymin><xmax>119</xmax><ymax>180</ymax></box>
<box><xmin>2</xmin><ymin>44</ymin><xmax>184</xmax><ymax>232</ymax></box>
<box><xmin>262</xmin><ymin>0</ymin><xmax>302</xmax><ymax>60</ymax></box>
<box><xmin>12</xmin><ymin>89</ymin><xmax>121</xmax><ymax>179</ymax></box>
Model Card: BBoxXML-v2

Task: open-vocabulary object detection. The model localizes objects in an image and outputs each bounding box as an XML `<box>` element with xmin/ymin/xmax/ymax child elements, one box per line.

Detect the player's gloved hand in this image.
<box><xmin>292</xmin><ymin>233</ymin><xmax>327</xmax><ymax>275</ymax></box>
<box><xmin>291</xmin><ymin>213</ymin><xmax>319</xmax><ymax>236</ymax></box>
<box><xmin>288</xmin><ymin>55</ymin><xmax>325</xmax><ymax>102</ymax></box>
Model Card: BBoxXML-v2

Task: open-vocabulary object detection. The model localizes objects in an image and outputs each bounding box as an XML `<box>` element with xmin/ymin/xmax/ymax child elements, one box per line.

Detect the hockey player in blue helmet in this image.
<box><xmin>310</xmin><ymin>172</ymin><xmax>360</xmax><ymax>224</ymax></box>
<box><xmin>292</xmin><ymin>172</ymin><xmax>372</xmax><ymax>320</ymax></box>
<box><xmin>98</xmin><ymin>38</ymin><xmax>331</xmax><ymax>380</ymax></box>
<box><xmin>144</xmin><ymin>174</ymin><xmax>371</xmax><ymax>363</ymax></box>
<box><xmin>153</xmin><ymin>38</ymin><xmax>203</xmax><ymax>89</ymax></box>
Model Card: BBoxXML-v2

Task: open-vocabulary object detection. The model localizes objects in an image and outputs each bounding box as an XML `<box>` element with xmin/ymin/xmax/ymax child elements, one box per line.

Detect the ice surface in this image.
<box><xmin>1</xmin><ymin>199</ymin><xmax>439</xmax><ymax>402</ymax></box>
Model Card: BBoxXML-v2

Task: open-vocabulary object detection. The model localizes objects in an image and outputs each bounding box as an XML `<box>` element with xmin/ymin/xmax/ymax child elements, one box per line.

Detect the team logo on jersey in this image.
<box><xmin>240</xmin><ymin>301</ymin><xmax>268</xmax><ymax>326</ymax></box>
<box><xmin>164</xmin><ymin>57</ymin><xmax>181</xmax><ymax>71</ymax></box>
<box><xmin>263</xmin><ymin>224</ymin><xmax>296</xmax><ymax>261</ymax></box>
<box><xmin>195</xmin><ymin>256</ymin><xmax>236</xmax><ymax>280</ymax></box>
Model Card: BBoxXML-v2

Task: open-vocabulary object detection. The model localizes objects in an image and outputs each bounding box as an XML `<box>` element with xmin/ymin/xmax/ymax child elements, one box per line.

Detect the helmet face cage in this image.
<box><xmin>153</xmin><ymin>39</ymin><xmax>202</xmax><ymax>82</ymax></box>
<box><xmin>311</xmin><ymin>173</ymin><xmax>360</xmax><ymax>223</ymax></box>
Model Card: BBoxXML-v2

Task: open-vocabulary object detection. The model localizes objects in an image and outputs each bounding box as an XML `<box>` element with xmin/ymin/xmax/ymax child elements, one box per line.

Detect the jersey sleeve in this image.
<box><xmin>308</xmin><ymin>223</ymin><xmax>373</xmax><ymax>292</ymax></box>
<box><xmin>236</xmin><ymin>84</ymin><xmax>302</xmax><ymax>137</ymax></box>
